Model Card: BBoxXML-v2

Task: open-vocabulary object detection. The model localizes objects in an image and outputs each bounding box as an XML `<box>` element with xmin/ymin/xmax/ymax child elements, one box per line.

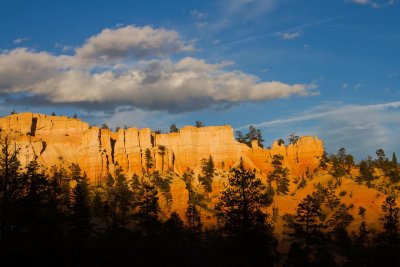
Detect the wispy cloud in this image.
<box><xmin>348</xmin><ymin>0</ymin><xmax>398</xmax><ymax>8</ymax></box>
<box><xmin>236</xmin><ymin>101</ymin><xmax>400</xmax><ymax>158</ymax></box>
<box><xmin>236</xmin><ymin>101</ymin><xmax>400</xmax><ymax>130</ymax></box>
<box><xmin>13</xmin><ymin>37</ymin><xmax>30</xmax><ymax>44</ymax></box>
<box><xmin>388</xmin><ymin>72</ymin><xmax>399</xmax><ymax>78</ymax></box>
<box><xmin>225</xmin><ymin>11</ymin><xmax>361</xmax><ymax>46</ymax></box>
<box><xmin>190</xmin><ymin>10</ymin><xmax>206</xmax><ymax>19</ymax></box>
<box><xmin>195</xmin><ymin>22</ymin><xmax>208</xmax><ymax>29</ymax></box>
<box><xmin>279</xmin><ymin>31</ymin><xmax>302</xmax><ymax>40</ymax></box>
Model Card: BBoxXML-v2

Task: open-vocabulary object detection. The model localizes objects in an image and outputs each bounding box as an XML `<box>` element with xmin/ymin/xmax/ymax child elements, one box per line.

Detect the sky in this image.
<box><xmin>0</xmin><ymin>0</ymin><xmax>399</xmax><ymax>160</ymax></box>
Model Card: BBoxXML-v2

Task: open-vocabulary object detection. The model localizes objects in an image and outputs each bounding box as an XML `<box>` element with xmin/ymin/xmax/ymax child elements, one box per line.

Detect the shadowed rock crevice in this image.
<box><xmin>30</xmin><ymin>117</ymin><xmax>37</xmax><ymax>136</ymax></box>
<box><xmin>40</xmin><ymin>141</ymin><xmax>46</xmax><ymax>155</ymax></box>
<box><xmin>111</xmin><ymin>138</ymin><xmax>116</xmax><ymax>164</ymax></box>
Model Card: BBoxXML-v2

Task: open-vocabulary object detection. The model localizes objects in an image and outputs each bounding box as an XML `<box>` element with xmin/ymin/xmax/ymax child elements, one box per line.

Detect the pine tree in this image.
<box><xmin>245</xmin><ymin>125</ymin><xmax>264</xmax><ymax>148</ymax></box>
<box><xmin>0</xmin><ymin>134</ymin><xmax>24</xmax><ymax>244</ymax></box>
<box><xmin>136</xmin><ymin>180</ymin><xmax>160</xmax><ymax>233</ymax></box>
<box><xmin>198</xmin><ymin>156</ymin><xmax>215</xmax><ymax>193</ymax></box>
<box><xmin>392</xmin><ymin>152</ymin><xmax>398</xmax><ymax>165</ymax></box>
<box><xmin>157</xmin><ymin>145</ymin><xmax>167</xmax><ymax>172</ymax></box>
<box><xmin>215</xmin><ymin>159</ymin><xmax>274</xmax><ymax>236</ymax></box>
<box><xmin>289</xmin><ymin>132</ymin><xmax>299</xmax><ymax>145</ymax></box>
<box><xmin>268</xmin><ymin>154</ymin><xmax>290</xmax><ymax>195</ymax></box>
<box><xmin>185</xmin><ymin>204</ymin><xmax>202</xmax><ymax>236</ymax></box>
<box><xmin>144</xmin><ymin>148</ymin><xmax>153</xmax><ymax>175</ymax></box>
<box><xmin>295</xmin><ymin>194</ymin><xmax>324</xmax><ymax>235</ymax></box>
<box><xmin>235</xmin><ymin>130</ymin><xmax>246</xmax><ymax>144</ymax></box>
<box><xmin>164</xmin><ymin>211</ymin><xmax>185</xmax><ymax>239</ymax></box>
<box><xmin>170</xmin><ymin>124</ymin><xmax>179</xmax><ymax>133</ymax></box>
<box><xmin>380</xmin><ymin>195</ymin><xmax>400</xmax><ymax>240</ymax></box>
<box><xmin>357</xmin><ymin>156</ymin><xmax>376</xmax><ymax>185</ymax></box>
<box><xmin>114</xmin><ymin>164</ymin><xmax>132</xmax><ymax>227</ymax></box>
<box><xmin>195</xmin><ymin>121</ymin><xmax>205</xmax><ymax>127</ymax></box>
<box><xmin>68</xmin><ymin>164</ymin><xmax>91</xmax><ymax>263</ymax></box>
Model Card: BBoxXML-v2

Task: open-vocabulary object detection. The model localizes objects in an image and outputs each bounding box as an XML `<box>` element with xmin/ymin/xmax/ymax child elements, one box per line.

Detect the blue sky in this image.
<box><xmin>1</xmin><ymin>0</ymin><xmax>399</xmax><ymax>159</ymax></box>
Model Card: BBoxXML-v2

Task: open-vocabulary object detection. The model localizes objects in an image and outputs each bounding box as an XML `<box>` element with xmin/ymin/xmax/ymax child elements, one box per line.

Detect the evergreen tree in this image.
<box><xmin>357</xmin><ymin>156</ymin><xmax>376</xmax><ymax>185</ymax></box>
<box><xmin>169</xmin><ymin>123</ymin><xmax>179</xmax><ymax>133</ymax></box>
<box><xmin>0</xmin><ymin>134</ymin><xmax>24</xmax><ymax>244</ymax></box>
<box><xmin>68</xmin><ymin>164</ymin><xmax>91</xmax><ymax>264</ymax></box>
<box><xmin>114</xmin><ymin>164</ymin><xmax>132</xmax><ymax>227</ymax></box>
<box><xmin>195</xmin><ymin>121</ymin><xmax>205</xmax><ymax>127</ymax></box>
<box><xmin>103</xmin><ymin>173</ymin><xmax>117</xmax><ymax>229</ymax></box>
<box><xmin>289</xmin><ymin>132</ymin><xmax>299</xmax><ymax>145</ymax></box>
<box><xmin>319</xmin><ymin>151</ymin><xmax>329</xmax><ymax>170</ymax></box>
<box><xmin>152</xmin><ymin>171</ymin><xmax>173</xmax><ymax>209</ymax></box>
<box><xmin>392</xmin><ymin>152</ymin><xmax>398</xmax><ymax>165</ymax></box>
<box><xmin>235</xmin><ymin>130</ymin><xmax>246</xmax><ymax>144</ymax></box>
<box><xmin>185</xmin><ymin>204</ymin><xmax>202</xmax><ymax>236</ymax></box>
<box><xmin>328</xmin><ymin>203</ymin><xmax>354</xmax><ymax>230</ymax></box>
<box><xmin>215</xmin><ymin>159</ymin><xmax>274</xmax><ymax>236</ymax></box>
<box><xmin>198</xmin><ymin>156</ymin><xmax>215</xmax><ymax>193</ymax></box>
<box><xmin>245</xmin><ymin>125</ymin><xmax>264</xmax><ymax>148</ymax></box>
<box><xmin>330</xmin><ymin>147</ymin><xmax>353</xmax><ymax>185</ymax></box>
<box><xmin>268</xmin><ymin>154</ymin><xmax>290</xmax><ymax>195</ymax></box>
<box><xmin>136</xmin><ymin>180</ymin><xmax>160</xmax><ymax>233</ymax></box>
<box><xmin>380</xmin><ymin>195</ymin><xmax>400</xmax><ymax>240</ymax></box>
<box><xmin>157</xmin><ymin>145</ymin><xmax>167</xmax><ymax>172</ymax></box>
<box><xmin>164</xmin><ymin>211</ymin><xmax>185</xmax><ymax>239</ymax></box>
<box><xmin>144</xmin><ymin>148</ymin><xmax>153</xmax><ymax>175</ymax></box>
<box><xmin>376</xmin><ymin>148</ymin><xmax>387</xmax><ymax>167</ymax></box>
<box><xmin>294</xmin><ymin>194</ymin><xmax>324</xmax><ymax>235</ymax></box>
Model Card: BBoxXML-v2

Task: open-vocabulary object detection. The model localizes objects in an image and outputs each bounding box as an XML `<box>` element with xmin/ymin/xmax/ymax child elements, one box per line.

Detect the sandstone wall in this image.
<box><xmin>0</xmin><ymin>113</ymin><xmax>324</xmax><ymax>181</ymax></box>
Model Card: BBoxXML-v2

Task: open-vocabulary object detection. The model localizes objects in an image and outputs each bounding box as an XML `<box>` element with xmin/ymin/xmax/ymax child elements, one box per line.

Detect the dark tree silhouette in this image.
<box><xmin>169</xmin><ymin>124</ymin><xmax>179</xmax><ymax>133</ymax></box>
<box><xmin>245</xmin><ymin>125</ymin><xmax>264</xmax><ymax>148</ymax></box>
<box><xmin>195</xmin><ymin>121</ymin><xmax>205</xmax><ymax>127</ymax></box>
<box><xmin>185</xmin><ymin>204</ymin><xmax>202</xmax><ymax>236</ymax></box>
<box><xmin>380</xmin><ymin>195</ymin><xmax>400</xmax><ymax>240</ymax></box>
<box><xmin>268</xmin><ymin>154</ymin><xmax>290</xmax><ymax>195</ymax></box>
<box><xmin>136</xmin><ymin>180</ymin><xmax>160</xmax><ymax>233</ymax></box>
<box><xmin>144</xmin><ymin>148</ymin><xmax>153</xmax><ymax>175</ymax></box>
<box><xmin>0</xmin><ymin>134</ymin><xmax>23</xmax><ymax>244</ymax></box>
<box><xmin>289</xmin><ymin>132</ymin><xmax>299</xmax><ymax>145</ymax></box>
<box><xmin>158</xmin><ymin>145</ymin><xmax>167</xmax><ymax>172</ymax></box>
<box><xmin>216</xmin><ymin>158</ymin><xmax>274</xmax><ymax>236</ymax></box>
<box><xmin>198</xmin><ymin>156</ymin><xmax>215</xmax><ymax>193</ymax></box>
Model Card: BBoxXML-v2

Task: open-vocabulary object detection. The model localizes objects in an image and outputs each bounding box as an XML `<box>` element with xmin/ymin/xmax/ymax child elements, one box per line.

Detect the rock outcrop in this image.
<box><xmin>0</xmin><ymin>113</ymin><xmax>324</xmax><ymax>181</ymax></box>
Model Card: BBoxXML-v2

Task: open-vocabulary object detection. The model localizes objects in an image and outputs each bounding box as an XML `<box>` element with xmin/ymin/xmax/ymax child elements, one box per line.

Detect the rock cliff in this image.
<box><xmin>0</xmin><ymin>112</ymin><xmax>324</xmax><ymax>181</ymax></box>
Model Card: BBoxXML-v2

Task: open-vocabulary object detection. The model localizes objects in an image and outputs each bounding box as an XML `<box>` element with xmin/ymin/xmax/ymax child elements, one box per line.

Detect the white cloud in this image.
<box><xmin>190</xmin><ymin>10</ymin><xmax>206</xmax><ymax>19</ymax></box>
<box><xmin>0</xmin><ymin>25</ymin><xmax>315</xmax><ymax>113</ymax></box>
<box><xmin>74</xmin><ymin>25</ymin><xmax>194</xmax><ymax>66</ymax></box>
<box><xmin>280</xmin><ymin>31</ymin><xmax>302</xmax><ymax>40</ymax></box>
<box><xmin>13</xmin><ymin>37</ymin><xmax>30</xmax><ymax>44</ymax></box>
<box><xmin>348</xmin><ymin>0</ymin><xmax>398</xmax><ymax>8</ymax></box>
<box><xmin>237</xmin><ymin>101</ymin><xmax>400</xmax><ymax>159</ymax></box>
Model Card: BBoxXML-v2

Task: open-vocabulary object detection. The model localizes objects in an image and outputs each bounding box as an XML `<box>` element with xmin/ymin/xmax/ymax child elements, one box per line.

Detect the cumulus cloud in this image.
<box><xmin>0</xmin><ymin>25</ymin><xmax>315</xmax><ymax>113</ymax></box>
<box><xmin>74</xmin><ymin>25</ymin><xmax>194</xmax><ymax>66</ymax></box>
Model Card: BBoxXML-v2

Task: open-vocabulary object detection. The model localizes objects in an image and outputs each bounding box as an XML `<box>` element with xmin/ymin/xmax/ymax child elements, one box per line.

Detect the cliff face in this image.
<box><xmin>0</xmin><ymin>113</ymin><xmax>324</xmax><ymax>181</ymax></box>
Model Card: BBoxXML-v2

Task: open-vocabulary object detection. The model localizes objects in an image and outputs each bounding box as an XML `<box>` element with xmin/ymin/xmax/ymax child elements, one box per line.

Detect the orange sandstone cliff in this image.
<box><xmin>0</xmin><ymin>112</ymin><xmax>324</xmax><ymax>181</ymax></box>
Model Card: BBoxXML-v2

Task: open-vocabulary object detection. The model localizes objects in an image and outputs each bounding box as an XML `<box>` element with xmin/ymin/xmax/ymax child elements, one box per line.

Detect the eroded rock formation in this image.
<box><xmin>0</xmin><ymin>112</ymin><xmax>324</xmax><ymax>182</ymax></box>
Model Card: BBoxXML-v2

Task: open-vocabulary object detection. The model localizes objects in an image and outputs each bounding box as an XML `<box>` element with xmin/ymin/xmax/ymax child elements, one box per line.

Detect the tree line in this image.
<box><xmin>0</xmin><ymin>133</ymin><xmax>399</xmax><ymax>266</ymax></box>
